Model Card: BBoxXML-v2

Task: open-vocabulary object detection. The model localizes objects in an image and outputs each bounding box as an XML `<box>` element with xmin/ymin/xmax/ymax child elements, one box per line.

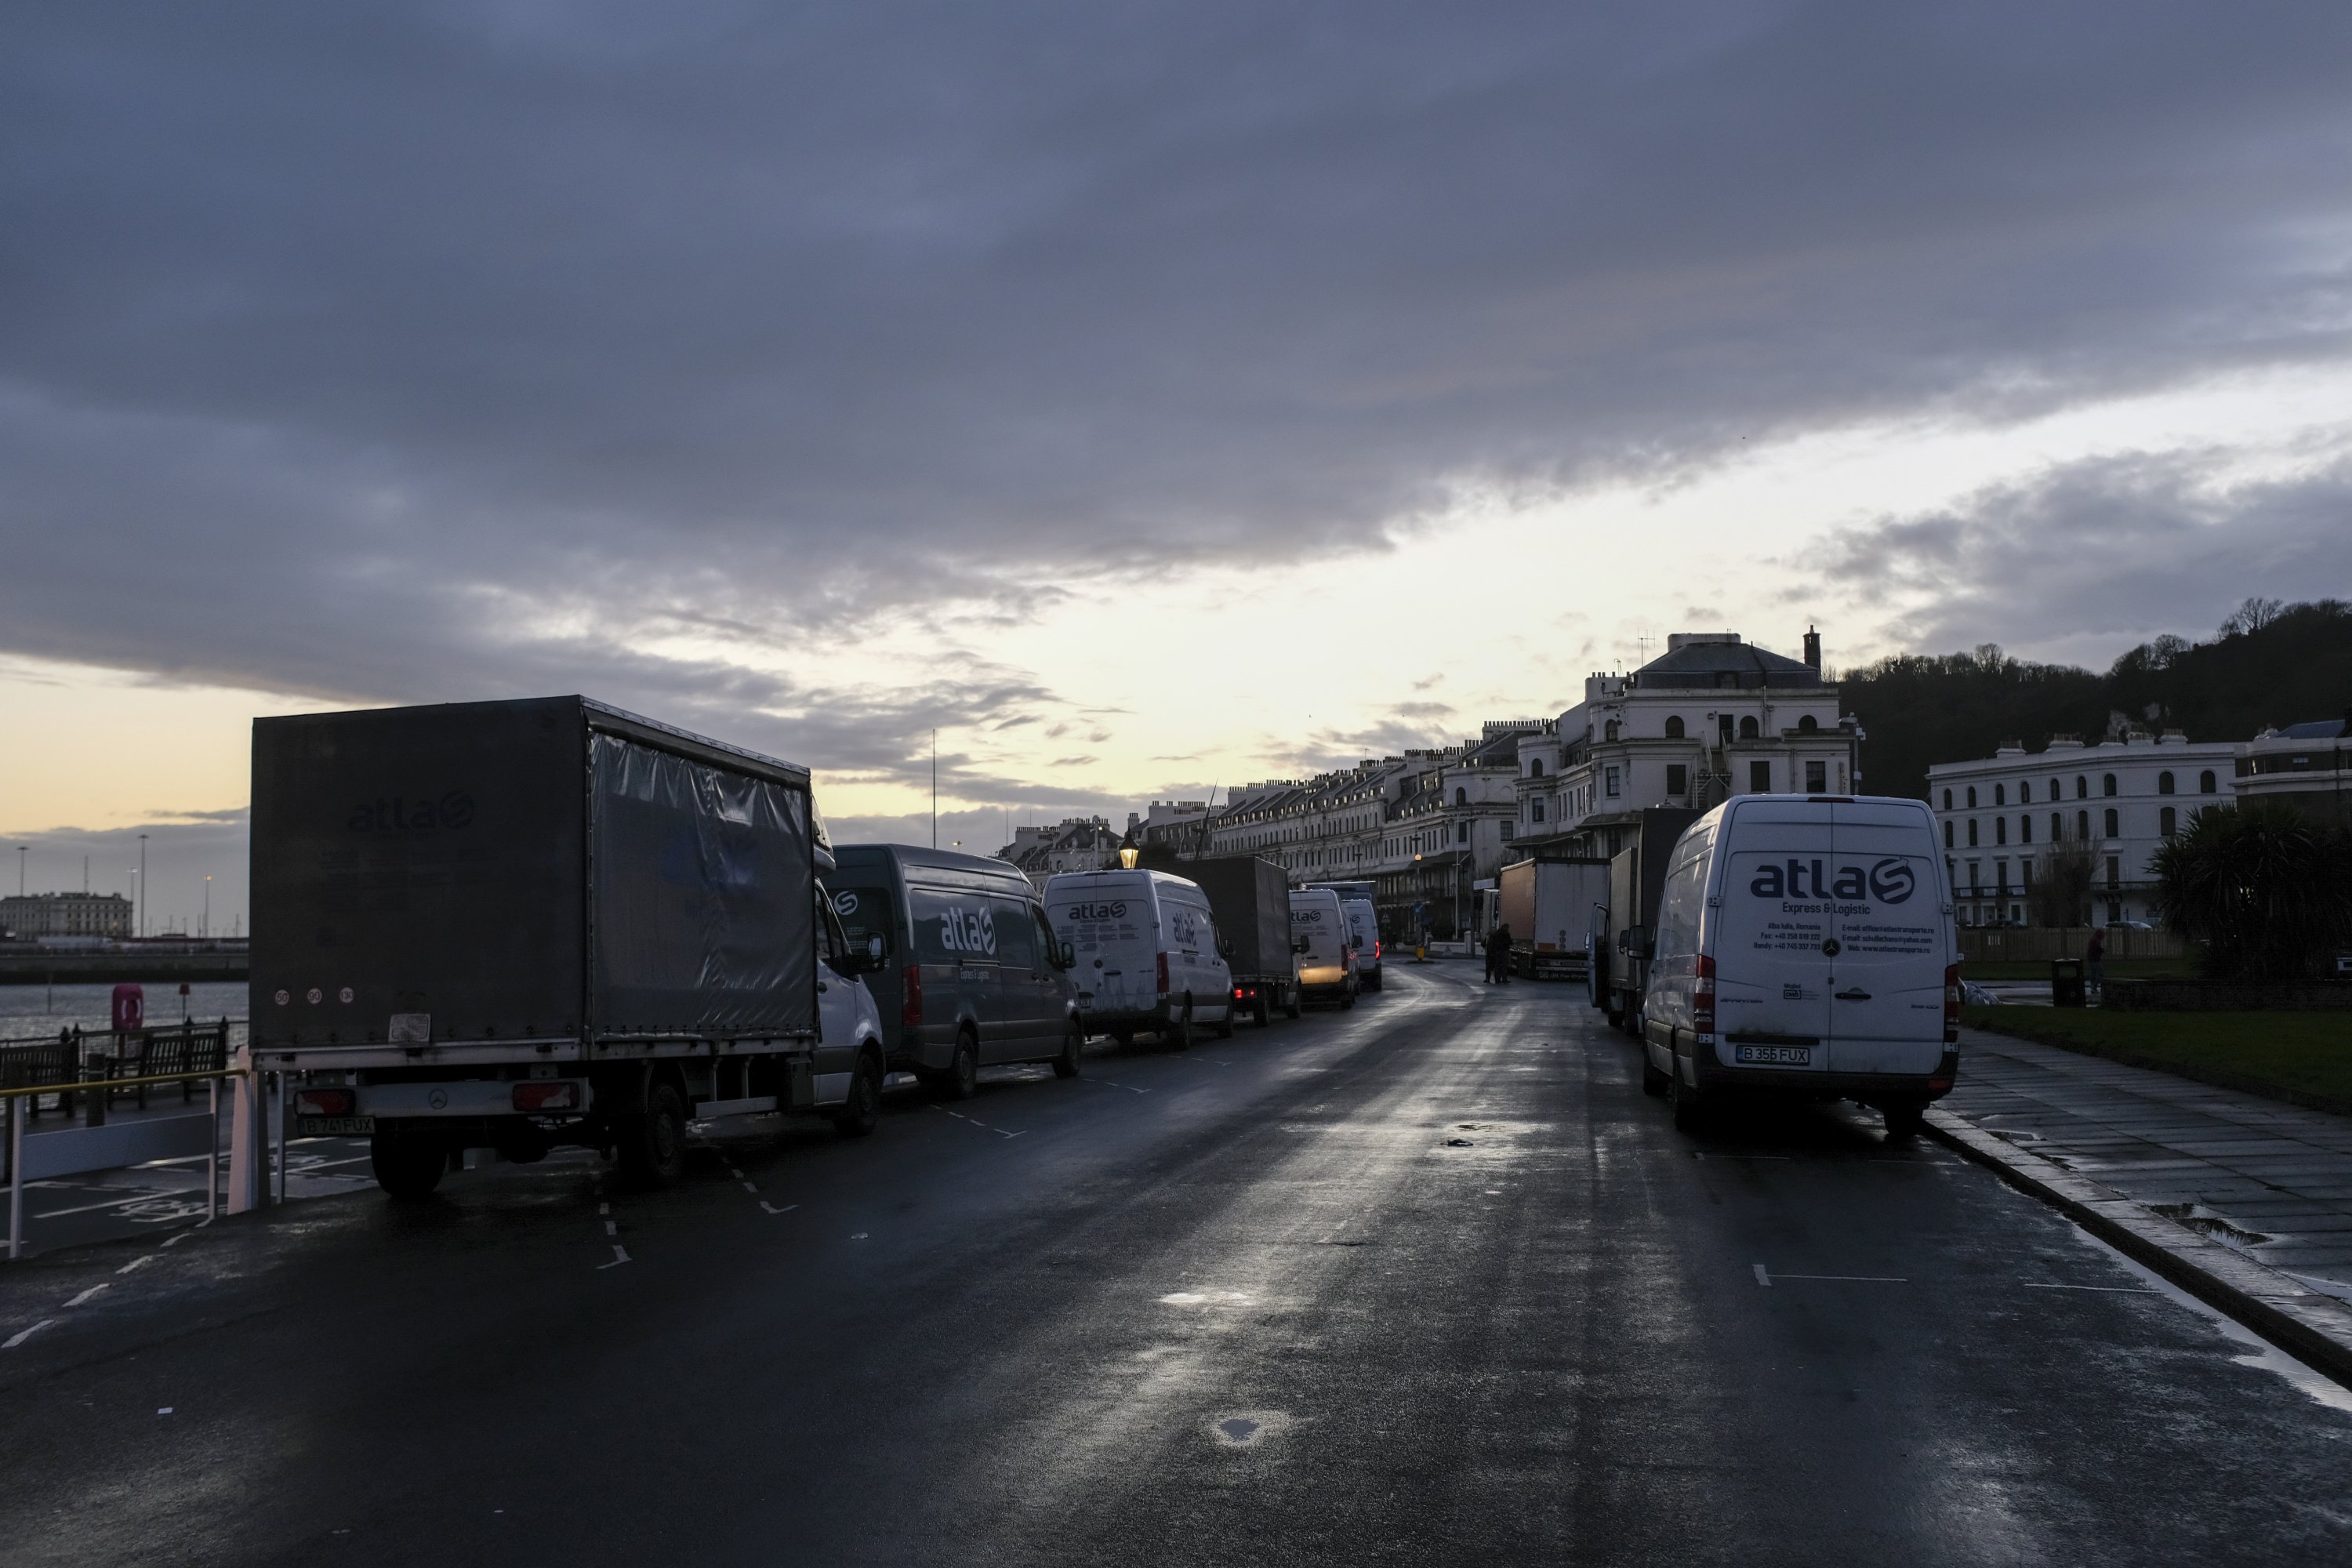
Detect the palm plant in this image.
<box><xmin>2151</xmin><ymin>804</ymin><xmax>2352</xmax><ymax>981</ymax></box>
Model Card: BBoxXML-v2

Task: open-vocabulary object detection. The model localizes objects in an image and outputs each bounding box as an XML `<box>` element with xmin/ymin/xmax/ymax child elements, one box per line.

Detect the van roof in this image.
<box><xmin>1693</xmin><ymin>794</ymin><xmax>1936</xmax><ymax>834</ymax></box>
<box><xmin>836</xmin><ymin>844</ymin><xmax>1029</xmax><ymax>883</ymax></box>
<box><xmin>1045</xmin><ymin>868</ymin><xmax>1208</xmax><ymax>894</ymax></box>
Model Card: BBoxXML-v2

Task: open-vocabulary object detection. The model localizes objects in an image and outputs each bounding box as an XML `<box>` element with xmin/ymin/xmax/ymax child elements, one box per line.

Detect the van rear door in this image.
<box><xmin>1826</xmin><ymin>806</ymin><xmax>1947</xmax><ymax>1075</ymax></box>
<box><xmin>1047</xmin><ymin>877</ymin><xmax>1156</xmax><ymax>1017</ymax></box>
<box><xmin>1710</xmin><ymin>806</ymin><xmax>1835</xmax><ymax>1065</ymax></box>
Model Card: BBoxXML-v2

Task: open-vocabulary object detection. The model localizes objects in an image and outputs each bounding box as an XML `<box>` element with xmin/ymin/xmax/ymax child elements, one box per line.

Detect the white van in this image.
<box><xmin>1288</xmin><ymin>886</ymin><xmax>1359</xmax><ymax>1007</ymax></box>
<box><xmin>1639</xmin><ymin>795</ymin><xmax>1958</xmax><ymax>1139</ymax></box>
<box><xmin>1308</xmin><ymin>885</ymin><xmax>1383</xmax><ymax>991</ymax></box>
<box><xmin>1045</xmin><ymin>869</ymin><xmax>1234</xmax><ymax>1049</ymax></box>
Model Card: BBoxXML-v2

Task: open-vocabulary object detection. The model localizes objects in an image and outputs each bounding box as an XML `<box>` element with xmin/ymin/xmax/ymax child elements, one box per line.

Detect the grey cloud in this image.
<box><xmin>1809</xmin><ymin>452</ymin><xmax>2352</xmax><ymax>661</ymax></box>
<box><xmin>5</xmin><ymin>2</ymin><xmax>2352</xmax><ymax>787</ymax></box>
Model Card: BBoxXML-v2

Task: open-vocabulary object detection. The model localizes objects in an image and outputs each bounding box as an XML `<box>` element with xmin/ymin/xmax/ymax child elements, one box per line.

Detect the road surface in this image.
<box><xmin>4</xmin><ymin>964</ymin><xmax>2348</xmax><ymax>1566</ymax></box>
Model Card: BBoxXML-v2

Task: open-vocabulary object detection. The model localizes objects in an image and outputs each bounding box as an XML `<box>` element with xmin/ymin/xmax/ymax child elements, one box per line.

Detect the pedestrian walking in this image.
<box><xmin>2085</xmin><ymin>926</ymin><xmax>2106</xmax><ymax>1002</ymax></box>
<box><xmin>1484</xmin><ymin>923</ymin><xmax>1512</xmax><ymax>984</ymax></box>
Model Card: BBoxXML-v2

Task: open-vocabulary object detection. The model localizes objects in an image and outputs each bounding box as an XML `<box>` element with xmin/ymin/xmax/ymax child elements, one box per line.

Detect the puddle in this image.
<box><xmin>1443</xmin><ymin>1138</ymin><xmax>1474</xmax><ymax>1148</ymax></box>
<box><xmin>1158</xmin><ymin>1289</ymin><xmax>1255</xmax><ymax>1308</ymax></box>
<box><xmin>1218</xmin><ymin>1418</ymin><xmax>1260</xmax><ymax>1445</ymax></box>
<box><xmin>1207</xmin><ymin>1410</ymin><xmax>1292</xmax><ymax>1448</ymax></box>
<box><xmin>2148</xmin><ymin>1202</ymin><xmax>2274</xmax><ymax>1253</ymax></box>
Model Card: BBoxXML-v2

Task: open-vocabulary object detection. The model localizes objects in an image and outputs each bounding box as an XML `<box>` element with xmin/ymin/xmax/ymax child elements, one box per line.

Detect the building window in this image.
<box><xmin>1942</xmin><ymin>789</ymin><xmax>1953</xmax><ymax>809</ymax></box>
<box><xmin>2198</xmin><ymin>770</ymin><xmax>2216</xmax><ymax>794</ymax></box>
<box><xmin>2049</xmin><ymin>777</ymin><xmax>2061</xmax><ymax>800</ymax></box>
<box><xmin>1666</xmin><ymin>764</ymin><xmax>1689</xmax><ymax>796</ymax></box>
<box><xmin>1457</xmin><ymin>822</ymin><xmax>1469</xmax><ymax>845</ymax></box>
<box><xmin>2019</xmin><ymin>780</ymin><xmax>2032</xmax><ymax>804</ymax></box>
<box><xmin>2050</xmin><ymin>811</ymin><xmax>2062</xmax><ymax>842</ymax></box>
<box><xmin>1664</xmin><ymin>717</ymin><xmax>1685</xmax><ymax>739</ymax></box>
<box><xmin>1604</xmin><ymin>720</ymin><xmax>1620</xmax><ymax>742</ymax></box>
<box><xmin>1966</xmin><ymin>786</ymin><xmax>1977</xmax><ymax>808</ymax></box>
<box><xmin>2158</xmin><ymin>771</ymin><xmax>2175</xmax><ymax>795</ymax></box>
<box><xmin>2020</xmin><ymin>815</ymin><xmax>2032</xmax><ymax>844</ymax></box>
<box><xmin>2106</xmin><ymin>856</ymin><xmax>2121</xmax><ymax>891</ymax></box>
<box><xmin>1967</xmin><ymin>818</ymin><xmax>1979</xmax><ymax>848</ymax></box>
<box><xmin>1944</xmin><ymin>821</ymin><xmax>1955</xmax><ymax>848</ymax></box>
<box><xmin>1749</xmin><ymin>760</ymin><xmax>1771</xmax><ymax>793</ymax></box>
<box><xmin>2103</xmin><ymin>773</ymin><xmax>2118</xmax><ymax>797</ymax></box>
<box><xmin>2077</xmin><ymin>809</ymin><xmax>2089</xmax><ymax>840</ymax></box>
<box><xmin>2161</xmin><ymin>806</ymin><xmax>2176</xmax><ymax>837</ymax></box>
<box><xmin>1968</xmin><ymin>861</ymin><xmax>1982</xmax><ymax>894</ymax></box>
<box><xmin>1605</xmin><ymin>767</ymin><xmax>1621</xmax><ymax>797</ymax></box>
<box><xmin>1806</xmin><ymin>759</ymin><xmax>1827</xmax><ymax>793</ymax></box>
<box><xmin>1994</xmin><ymin>783</ymin><xmax>2005</xmax><ymax>806</ymax></box>
<box><xmin>1798</xmin><ymin>714</ymin><xmax>1819</xmax><ymax>733</ymax></box>
<box><xmin>1995</xmin><ymin>817</ymin><xmax>2007</xmax><ymax>845</ymax></box>
<box><xmin>1455</xmin><ymin>786</ymin><xmax>1467</xmax><ymax>805</ymax></box>
<box><xmin>1530</xmin><ymin>797</ymin><xmax>1545</xmax><ymax>823</ymax></box>
<box><xmin>2076</xmin><ymin>776</ymin><xmax>2089</xmax><ymax>799</ymax></box>
<box><xmin>1995</xmin><ymin>858</ymin><xmax>2009</xmax><ymax>895</ymax></box>
<box><xmin>1529</xmin><ymin>759</ymin><xmax>1544</xmax><ymax>779</ymax></box>
<box><xmin>1739</xmin><ymin>716</ymin><xmax>1759</xmax><ymax>739</ymax></box>
<box><xmin>2103</xmin><ymin>807</ymin><xmax>2119</xmax><ymax>837</ymax></box>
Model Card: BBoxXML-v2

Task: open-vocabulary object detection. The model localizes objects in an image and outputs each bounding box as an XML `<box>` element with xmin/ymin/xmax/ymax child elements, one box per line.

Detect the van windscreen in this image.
<box><xmin>830</xmin><ymin>884</ymin><xmax>896</xmax><ymax>954</ymax></box>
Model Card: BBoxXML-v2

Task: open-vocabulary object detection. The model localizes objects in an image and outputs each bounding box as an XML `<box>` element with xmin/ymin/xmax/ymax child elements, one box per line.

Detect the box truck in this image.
<box><xmin>249</xmin><ymin>697</ymin><xmax>889</xmax><ymax>1198</ymax></box>
<box><xmin>1497</xmin><ymin>857</ymin><xmax>1611</xmax><ymax>981</ymax></box>
<box><xmin>1190</xmin><ymin>857</ymin><xmax>1303</xmax><ymax>1024</ymax></box>
<box><xmin>1593</xmin><ymin>808</ymin><xmax>1702</xmax><ymax>1030</ymax></box>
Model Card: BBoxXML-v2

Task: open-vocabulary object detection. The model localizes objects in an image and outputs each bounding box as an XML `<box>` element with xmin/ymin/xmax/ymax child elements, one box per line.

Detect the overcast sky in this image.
<box><xmin>5</xmin><ymin>2</ymin><xmax>2350</xmax><ymax>929</ymax></box>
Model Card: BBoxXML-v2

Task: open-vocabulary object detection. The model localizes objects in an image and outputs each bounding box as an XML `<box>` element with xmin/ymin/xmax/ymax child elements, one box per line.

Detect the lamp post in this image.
<box><xmin>203</xmin><ymin>874</ymin><xmax>212</xmax><ymax>940</ymax></box>
<box><xmin>14</xmin><ymin>844</ymin><xmax>24</xmax><ymax>898</ymax></box>
<box><xmin>138</xmin><ymin>833</ymin><xmax>148</xmax><ymax>938</ymax></box>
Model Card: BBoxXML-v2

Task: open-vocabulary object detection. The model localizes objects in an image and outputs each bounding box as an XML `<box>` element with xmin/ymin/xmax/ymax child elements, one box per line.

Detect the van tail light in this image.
<box><xmin>1374</xmin><ymin>939</ymin><xmax>1381</xmax><ymax>960</ymax></box>
<box><xmin>512</xmin><ymin>1081</ymin><xmax>580</xmax><ymax>1112</ymax></box>
<box><xmin>1944</xmin><ymin>963</ymin><xmax>1961</xmax><ymax>1044</ymax></box>
<box><xmin>295</xmin><ymin>1088</ymin><xmax>354</xmax><ymax>1118</ymax></box>
<box><xmin>902</xmin><ymin>962</ymin><xmax>924</xmax><ymax>1031</ymax></box>
<box><xmin>1693</xmin><ymin>953</ymin><xmax>1716</xmax><ymax>1036</ymax></box>
<box><xmin>1233</xmin><ymin>987</ymin><xmax>1245</xmax><ymax>1000</ymax></box>
<box><xmin>1156</xmin><ymin>953</ymin><xmax>1171</xmax><ymax>995</ymax></box>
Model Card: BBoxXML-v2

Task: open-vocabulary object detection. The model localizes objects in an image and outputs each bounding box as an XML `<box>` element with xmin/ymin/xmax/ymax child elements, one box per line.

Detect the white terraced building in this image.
<box><xmin>1926</xmin><ymin>732</ymin><xmax>2238</xmax><ymax>928</ymax></box>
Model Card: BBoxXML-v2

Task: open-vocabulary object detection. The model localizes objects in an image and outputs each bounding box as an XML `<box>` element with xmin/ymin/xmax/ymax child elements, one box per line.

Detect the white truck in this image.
<box><xmin>1497</xmin><ymin>857</ymin><xmax>1611</xmax><ymax>982</ymax></box>
<box><xmin>248</xmin><ymin>696</ymin><xmax>891</xmax><ymax>1199</ymax></box>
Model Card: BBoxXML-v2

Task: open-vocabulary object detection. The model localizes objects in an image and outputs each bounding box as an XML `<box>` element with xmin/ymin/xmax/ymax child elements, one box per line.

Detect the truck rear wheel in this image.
<box><xmin>370</xmin><ymin>1127</ymin><xmax>445</xmax><ymax>1201</ymax></box>
<box><xmin>619</xmin><ymin>1080</ymin><xmax>689</xmax><ymax>1187</ymax></box>
<box><xmin>1283</xmin><ymin>995</ymin><xmax>1301</xmax><ymax>1020</ymax></box>
<box><xmin>1253</xmin><ymin>996</ymin><xmax>1271</xmax><ymax>1027</ymax></box>
<box><xmin>833</xmin><ymin>1051</ymin><xmax>884</xmax><ymax>1137</ymax></box>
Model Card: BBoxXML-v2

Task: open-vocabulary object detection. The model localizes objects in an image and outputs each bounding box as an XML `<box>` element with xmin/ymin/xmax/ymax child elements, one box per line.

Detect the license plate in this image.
<box><xmin>298</xmin><ymin>1116</ymin><xmax>376</xmax><ymax>1135</ymax></box>
<box><xmin>1734</xmin><ymin>1045</ymin><xmax>1812</xmax><ymax>1067</ymax></box>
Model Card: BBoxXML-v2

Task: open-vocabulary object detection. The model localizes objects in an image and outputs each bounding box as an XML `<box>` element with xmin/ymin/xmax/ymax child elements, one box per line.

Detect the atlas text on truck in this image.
<box><xmin>249</xmin><ymin>696</ymin><xmax>890</xmax><ymax>1199</ymax></box>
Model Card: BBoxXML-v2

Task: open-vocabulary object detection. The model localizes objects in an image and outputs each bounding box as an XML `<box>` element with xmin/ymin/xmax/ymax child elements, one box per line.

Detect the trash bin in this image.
<box><xmin>2050</xmin><ymin>959</ymin><xmax>2086</xmax><ymax>1008</ymax></box>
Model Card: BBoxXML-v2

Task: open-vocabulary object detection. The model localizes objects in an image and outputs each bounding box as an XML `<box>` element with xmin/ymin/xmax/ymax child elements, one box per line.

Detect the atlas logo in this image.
<box><xmin>1061</xmin><ymin>901</ymin><xmax>1128</xmax><ymax>921</ymax></box>
<box><xmin>347</xmin><ymin>792</ymin><xmax>474</xmax><ymax>831</ymax></box>
<box><xmin>937</xmin><ymin>904</ymin><xmax>996</xmax><ymax>956</ymax></box>
<box><xmin>1748</xmin><ymin>856</ymin><xmax>1917</xmax><ymax>903</ymax></box>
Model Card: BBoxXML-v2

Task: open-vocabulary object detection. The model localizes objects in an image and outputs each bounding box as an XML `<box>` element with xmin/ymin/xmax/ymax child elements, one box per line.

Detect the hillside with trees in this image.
<box><xmin>1843</xmin><ymin>598</ymin><xmax>2352</xmax><ymax>802</ymax></box>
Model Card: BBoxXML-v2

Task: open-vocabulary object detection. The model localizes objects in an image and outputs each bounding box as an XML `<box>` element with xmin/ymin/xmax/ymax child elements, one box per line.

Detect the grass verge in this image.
<box><xmin>1960</xmin><ymin>1004</ymin><xmax>2352</xmax><ymax>1116</ymax></box>
<box><xmin>1960</xmin><ymin>958</ymin><xmax>2189</xmax><ymax>982</ymax></box>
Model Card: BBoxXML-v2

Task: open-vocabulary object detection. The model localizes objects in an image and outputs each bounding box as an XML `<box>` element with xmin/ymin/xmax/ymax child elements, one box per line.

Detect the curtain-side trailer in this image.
<box><xmin>1497</xmin><ymin>858</ymin><xmax>1611</xmax><ymax>981</ymax></box>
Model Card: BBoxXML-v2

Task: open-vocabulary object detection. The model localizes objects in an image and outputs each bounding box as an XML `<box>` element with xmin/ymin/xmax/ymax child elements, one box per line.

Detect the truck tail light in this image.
<box><xmin>512</xmin><ymin>1081</ymin><xmax>579</xmax><ymax>1112</ymax></box>
<box><xmin>1693</xmin><ymin>953</ymin><xmax>1715</xmax><ymax>1036</ymax></box>
<box><xmin>1233</xmin><ymin>986</ymin><xmax>1245</xmax><ymax>1000</ymax></box>
<box><xmin>294</xmin><ymin>1088</ymin><xmax>353</xmax><ymax>1117</ymax></box>
<box><xmin>1156</xmin><ymin>952</ymin><xmax>1170</xmax><ymax>995</ymax></box>
<box><xmin>1944</xmin><ymin>963</ymin><xmax>1961</xmax><ymax>1044</ymax></box>
<box><xmin>1374</xmin><ymin>939</ymin><xmax>1382</xmax><ymax>960</ymax></box>
<box><xmin>902</xmin><ymin>963</ymin><xmax>924</xmax><ymax>1031</ymax></box>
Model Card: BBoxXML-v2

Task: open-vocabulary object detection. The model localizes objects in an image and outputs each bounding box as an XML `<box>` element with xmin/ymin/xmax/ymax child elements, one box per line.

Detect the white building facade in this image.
<box><xmin>1926</xmin><ymin>731</ymin><xmax>2237</xmax><ymax>927</ymax></box>
<box><xmin>0</xmin><ymin>891</ymin><xmax>133</xmax><ymax>939</ymax></box>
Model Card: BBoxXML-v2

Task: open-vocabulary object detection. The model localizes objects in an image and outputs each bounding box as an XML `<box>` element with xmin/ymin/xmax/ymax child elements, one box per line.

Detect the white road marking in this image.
<box><xmin>158</xmin><ymin>1406</ymin><xmax>172</xmax><ymax>1415</ymax></box>
<box><xmin>4</xmin><ymin>1319</ymin><xmax>58</xmax><ymax>1349</ymax></box>
<box><xmin>63</xmin><ymin>1283</ymin><xmax>111</xmax><ymax>1308</ymax></box>
<box><xmin>1777</xmin><ymin>1274</ymin><xmax>1908</xmax><ymax>1283</ymax></box>
<box><xmin>35</xmin><ymin>1192</ymin><xmax>194</xmax><ymax>1221</ymax></box>
<box><xmin>597</xmin><ymin>1202</ymin><xmax>610</xmax><ymax>1216</ymax></box>
<box><xmin>597</xmin><ymin>1245</ymin><xmax>631</xmax><ymax>1269</ymax></box>
<box><xmin>604</xmin><ymin>1220</ymin><xmax>617</xmax><ymax>1236</ymax></box>
<box><xmin>1754</xmin><ymin>1263</ymin><xmax>1772</xmax><ymax>1287</ymax></box>
<box><xmin>727</xmin><ymin>1167</ymin><xmax>744</xmax><ymax>1180</ymax></box>
<box><xmin>760</xmin><ymin>1202</ymin><xmax>797</xmax><ymax>1214</ymax></box>
<box><xmin>850</xmin><ymin>1232</ymin><xmax>869</xmax><ymax>1240</ymax></box>
<box><xmin>740</xmin><ymin>1180</ymin><xmax>759</xmax><ymax>1193</ymax></box>
<box><xmin>2023</xmin><ymin>1283</ymin><xmax>2159</xmax><ymax>1294</ymax></box>
<box><xmin>159</xmin><ymin>1219</ymin><xmax>213</xmax><ymax>1247</ymax></box>
<box><xmin>116</xmin><ymin>1254</ymin><xmax>157</xmax><ymax>1276</ymax></box>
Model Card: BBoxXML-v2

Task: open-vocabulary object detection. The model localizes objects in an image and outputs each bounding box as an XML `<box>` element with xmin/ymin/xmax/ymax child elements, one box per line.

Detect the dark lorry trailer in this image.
<box><xmin>1593</xmin><ymin>808</ymin><xmax>1701</xmax><ymax>1029</ymax></box>
<box><xmin>250</xmin><ymin>696</ymin><xmax>886</xmax><ymax>1197</ymax></box>
<box><xmin>1185</xmin><ymin>857</ymin><xmax>1302</xmax><ymax>1024</ymax></box>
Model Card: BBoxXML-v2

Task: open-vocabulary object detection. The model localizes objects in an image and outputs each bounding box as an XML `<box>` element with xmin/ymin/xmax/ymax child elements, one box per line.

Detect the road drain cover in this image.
<box><xmin>1218</xmin><ymin>1418</ymin><xmax>1261</xmax><ymax>1445</ymax></box>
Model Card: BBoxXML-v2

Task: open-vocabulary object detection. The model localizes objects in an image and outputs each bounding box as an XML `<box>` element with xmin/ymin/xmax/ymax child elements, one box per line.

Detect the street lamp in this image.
<box><xmin>14</xmin><ymin>844</ymin><xmax>24</xmax><ymax>898</ymax></box>
<box><xmin>203</xmin><ymin>874</ymin><xmax>212</xmax><ymax>940</ymax></box>
<box><xmin>138</xmin><ymin>832</ymin><xmax>148</xmax><ymax>938</ymax></box>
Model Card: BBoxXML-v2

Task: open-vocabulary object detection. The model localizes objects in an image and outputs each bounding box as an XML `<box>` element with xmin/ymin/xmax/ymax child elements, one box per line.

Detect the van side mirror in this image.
<box><xmin>865</xmin><ymin>935</ymin><xmax>886</xmax><ymax>970</ymax></box>
<box><xmin>1620</xmin><ymin>926</ymin><xmax>1653</xmax><ymax>958</ymax></box>
<box><xmin>1294</xmin><ymin>937</ymin><xmax>1312</xmax><ymax>955</ymax></box>
<box><xmin>1060</xmin><ymin>942</ymin><xmax>1076</xmax><ymax>969</ymax></box>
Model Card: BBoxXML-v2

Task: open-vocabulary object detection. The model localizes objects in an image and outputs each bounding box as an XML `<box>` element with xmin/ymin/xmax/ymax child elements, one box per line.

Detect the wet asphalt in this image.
<box><xmin>2</xmin><ymin>964</ymin><xmax>2349</xmax><ymax>1566</ymax></box>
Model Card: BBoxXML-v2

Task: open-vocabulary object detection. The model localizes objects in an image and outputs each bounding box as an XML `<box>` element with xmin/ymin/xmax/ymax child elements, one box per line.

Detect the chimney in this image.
<box><xmin>1802</xmin><ymin>626</ymin><xmax>1821</xmax><ymax>672</ymax></box>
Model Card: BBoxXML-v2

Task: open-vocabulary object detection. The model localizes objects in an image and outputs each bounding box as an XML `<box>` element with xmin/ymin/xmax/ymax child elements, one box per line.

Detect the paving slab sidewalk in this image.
<box><xmin>1932</xmin><ymin>1025</ymin><xmax>2352</xmax><ymax>1385</ymax></box>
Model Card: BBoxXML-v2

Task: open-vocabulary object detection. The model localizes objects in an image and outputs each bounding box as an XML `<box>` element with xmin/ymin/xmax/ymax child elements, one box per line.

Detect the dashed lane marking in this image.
<box><xmin>63</xmin><ymin>1283</ymin><xmax>112</xmax><ymax>1308</ymax></box>
<box><xmin>597</xmin><ymin>1245</ymin><xmax>632</xmax><ymax>1269</ymax></box>
<box><xmin>740</xmin><ymin>1180</ymin><xmax>759</xmax><ymax>1193</ymax></box>
<box><xmin>2024</xmin><ymin>1283</ymin><xmax>2160</xmax><ymax>1294</ymax></box>
<box><xmin>5</xmin><ymin>1319</ymin><xmax>58</xmax><ymax>1349</ymax></box>
<box><xmin>604</xmin><ymin>1220</ymin><xmax>617</xmax><ymax>1236</ymax></box>
<box><xmin>116</xmin><ymin>1254</ymin><xmax>157</xmax><ymax>1276</ymax></box>
<box><xmin>1754</xmin><ymin>1263</ymin><xmax>1771</xmax><ymax>1287</ymax></box>
<box><xmin>760</xmin><ymin>1202</ymin><xmax>797</xmax><ymax>1215</ymax></box>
